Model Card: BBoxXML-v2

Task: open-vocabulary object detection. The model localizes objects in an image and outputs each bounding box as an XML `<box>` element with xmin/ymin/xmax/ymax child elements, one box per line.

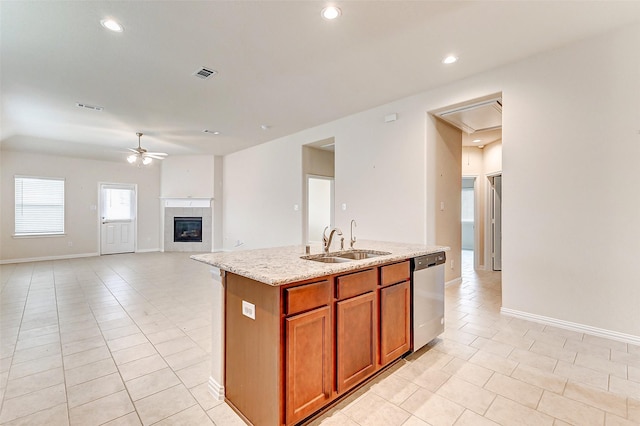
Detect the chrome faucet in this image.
<box><xmin>322</xmin><ymin>226</ymin><xmax>343</xmax><ymax>253</ymax></box>
<box><xmin>350</xmin><ymin>219</ymin><xmax>357</xmax><ymax>248</ymax></box>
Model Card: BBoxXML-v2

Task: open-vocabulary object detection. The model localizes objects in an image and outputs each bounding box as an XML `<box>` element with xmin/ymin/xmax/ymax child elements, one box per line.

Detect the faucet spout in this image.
<box><xmin>323</xmin><ymin>227</ymin><xmax>343</xmax><ymax>253</ymax></box>
<box><xmin>350</xmin><ymin>219</ymin><xmax>357</xmax><ymax>248</ymax></box>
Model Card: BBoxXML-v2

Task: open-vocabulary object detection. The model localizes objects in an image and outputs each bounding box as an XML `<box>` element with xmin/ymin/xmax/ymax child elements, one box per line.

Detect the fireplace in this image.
<box><xmin>162</xmin><ymin>198</ymin><xmax>212</xmax><ymax>252</ymax></box>
<box><xmin>174</xmin><ymin>217</ymin><xmax>203</xmax><ymax>242</ymax></box>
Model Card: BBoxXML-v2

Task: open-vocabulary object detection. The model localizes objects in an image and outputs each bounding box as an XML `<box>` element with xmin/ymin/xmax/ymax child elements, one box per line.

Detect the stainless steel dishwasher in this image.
<box><xmin>412</xmin><ymin>252</ymin><xmax>446</xmax><ymax>351</ymax></box>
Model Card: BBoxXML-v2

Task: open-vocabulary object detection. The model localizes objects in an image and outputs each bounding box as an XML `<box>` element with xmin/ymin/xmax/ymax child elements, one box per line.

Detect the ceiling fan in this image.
<box><xmin>127</xmin><ymin>132</ymin><xmax>168</xmax><ymax>165</ymax></box>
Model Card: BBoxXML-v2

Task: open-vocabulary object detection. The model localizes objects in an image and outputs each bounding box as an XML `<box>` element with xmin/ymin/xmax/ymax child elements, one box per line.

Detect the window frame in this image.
<box><xmin>14</xmin><ymin>175</ymin><xmax>66</xmax><ymax>237</ymax></box>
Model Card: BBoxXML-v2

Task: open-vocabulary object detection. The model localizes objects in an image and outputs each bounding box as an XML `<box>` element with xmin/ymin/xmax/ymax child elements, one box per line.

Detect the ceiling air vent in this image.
<box><xmin>76</xmin><ymin>102</ymin><xmax>103</xmax><ymax>111</ymax></box>
<box><xmin>193</xmin><ymin>67</ymin><xmax>218</xmax><ymax>80</ymax></box>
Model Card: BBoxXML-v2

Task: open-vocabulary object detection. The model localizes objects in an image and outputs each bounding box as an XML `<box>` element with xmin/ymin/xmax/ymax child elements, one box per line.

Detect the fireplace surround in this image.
<box><xmin>162</xmin><ymin>198</ymin><xmax>212</xmax><ymax>252</ymax></box>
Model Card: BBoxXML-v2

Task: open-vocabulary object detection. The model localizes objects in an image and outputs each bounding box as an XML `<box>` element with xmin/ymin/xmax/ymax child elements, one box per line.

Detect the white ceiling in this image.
<box><xmin>2</xmin><ymin>1</ymin><xmax>639</xmax><ymax>162</ymax></box>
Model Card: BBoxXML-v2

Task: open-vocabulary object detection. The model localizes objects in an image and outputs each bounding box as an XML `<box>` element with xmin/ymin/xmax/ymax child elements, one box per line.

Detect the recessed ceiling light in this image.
<box><xmin>472</xmin><ymin>139</ymin><xmax>482</xmax><ymax>143</ymax></box>
<box><xmin>260</xmin><ymin>124</ymin><xmax>271</xmax><ymax>130</ymax></box>
<box><xmin>100</xmin><ymin>18</ymin><xmax>124</xmax><ymax>32</ymax></box>
<box><xmin>321</xmin><ymin>6</ymin><xmax>341</xmax><ymax>20</ymax></box>
<box><xmin>442</xmin><ymin>55</ymin><xmax>458</xmax><ymax>64</ymax></box>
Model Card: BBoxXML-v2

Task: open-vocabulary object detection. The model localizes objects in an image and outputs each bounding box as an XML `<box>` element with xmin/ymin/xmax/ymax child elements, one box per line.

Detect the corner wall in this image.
<box><xmin>432</xmin><ymin>119</ymin><xmax>462</xmax><ymax>284</ymax></box>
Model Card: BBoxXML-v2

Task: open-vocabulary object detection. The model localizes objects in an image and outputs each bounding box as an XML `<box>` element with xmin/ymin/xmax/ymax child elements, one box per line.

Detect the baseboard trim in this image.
<box><xmin>0</xmin><ymin>252</ymin><xmax>99</xmax><ymax>265</ymax></box>
<box><xmin>208</xmin><ymin>376</ymin><xmax>225</xmax><ymax>401</ymax></box>
<box><xmin>500</xmin><ymin>307</ymin><xmax>640</xmax><ymax>346</ymax></box>
<box><xmin>135</xmin><ymin>248</ymin><xmax>161</xmax><ymax>253</ymax></box>
<box><xmin>445</xmin><ymin>277</ymin><xmax>462</xmax><ymax>288</ymax></box>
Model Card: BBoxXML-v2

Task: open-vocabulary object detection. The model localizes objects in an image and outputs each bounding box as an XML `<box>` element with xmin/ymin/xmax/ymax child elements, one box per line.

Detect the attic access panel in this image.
<box><xmin>435</xmin><ymin>99</ymin><xmax>502</xmax><ymax>133</ymax></box>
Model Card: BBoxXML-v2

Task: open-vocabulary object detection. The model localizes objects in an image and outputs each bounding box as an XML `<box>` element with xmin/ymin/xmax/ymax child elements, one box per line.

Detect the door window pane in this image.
<box><xmin>103</xmin><ymin>188</ymin><xmax>134</xmax><ymax>220</ymax></box>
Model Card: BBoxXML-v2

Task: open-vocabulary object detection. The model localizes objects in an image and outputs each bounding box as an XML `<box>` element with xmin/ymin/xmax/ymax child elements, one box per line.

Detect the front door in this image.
<box><xmin>100</xmin><ymin>183</ymin><xmax>136</xmax><ymax>255</ymax></box>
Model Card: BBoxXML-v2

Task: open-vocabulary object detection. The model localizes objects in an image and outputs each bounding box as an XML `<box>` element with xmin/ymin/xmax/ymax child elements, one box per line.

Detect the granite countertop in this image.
<box><xmin>191</xmin><ymin>240</ymin><xmax>449</xmax><ymax>286</ymax></box>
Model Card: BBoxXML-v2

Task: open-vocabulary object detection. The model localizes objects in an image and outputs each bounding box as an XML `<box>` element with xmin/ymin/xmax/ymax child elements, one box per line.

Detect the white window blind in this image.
<box><xmin>15</xmin><ymin>176</ymin><xmax>65</xmax><ymax>235</ymax></box>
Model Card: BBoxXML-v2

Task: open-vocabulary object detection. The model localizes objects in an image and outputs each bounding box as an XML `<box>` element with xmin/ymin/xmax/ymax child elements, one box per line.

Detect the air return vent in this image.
<box><xmin>193</xmin><ymin>67</ymin><xmax>218</xmax><ymax>80</ymax></box>
<box><xmin>76</xmin><ymin>102</ymin><xmax>103</xmax><ymax>111</ymax></box>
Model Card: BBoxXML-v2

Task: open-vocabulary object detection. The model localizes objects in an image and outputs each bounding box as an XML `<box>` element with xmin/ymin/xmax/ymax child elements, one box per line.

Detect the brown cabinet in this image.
<box><xmin>285</xmin><ymin>306</ymin><xmax>332</xmax><ymax>425</ymax></box>
<box><xmin>380</xmin><ymin>261</ymin><xmax>410</xmax><ymax>287</ymax></box>
<box><xmin>379</xmin><ymin>261</ymin><xmax>411</xmax><ymax>367</ymax></box>
<box><xmin>336</xmin><ymin>291</ymin><xmax>377</xmax><ymax>393</ymax></box>
<box><xmin>224</xmin><ymin>259</ymin><xmax>413</xmax><ymax>426</ymax></box>
<box><xmin>379</xmin><ymin>280</ymin><xmax>411</xmax><ymax>366</ymax></box>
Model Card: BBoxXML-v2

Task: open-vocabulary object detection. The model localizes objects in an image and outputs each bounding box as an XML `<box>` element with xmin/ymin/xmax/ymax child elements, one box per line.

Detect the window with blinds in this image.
<box><xmin>14</xmin><ymin>176</ymin><xmax>65</xmax><ymax>235</ymax></box>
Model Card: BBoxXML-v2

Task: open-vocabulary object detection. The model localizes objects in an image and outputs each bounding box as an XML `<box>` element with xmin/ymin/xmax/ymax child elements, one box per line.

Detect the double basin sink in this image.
<box><xmin>301</xmin><ymin>249</ymin><xmax>391</xmax><ymax>263</ymax></box>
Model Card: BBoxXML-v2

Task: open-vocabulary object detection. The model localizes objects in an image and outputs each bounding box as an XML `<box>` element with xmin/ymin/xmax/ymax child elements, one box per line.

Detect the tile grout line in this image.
<box><xmin>0</xmin><ymin>262</ymin><xmax>34</xmax><ymax>423</ymax></box>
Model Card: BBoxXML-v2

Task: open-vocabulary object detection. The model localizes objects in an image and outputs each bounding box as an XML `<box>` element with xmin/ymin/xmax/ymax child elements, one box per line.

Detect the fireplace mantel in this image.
<box><xmin>161</xmin><ymin>197</ymin><xmax>212</xmax><ymax>208</ymax></box>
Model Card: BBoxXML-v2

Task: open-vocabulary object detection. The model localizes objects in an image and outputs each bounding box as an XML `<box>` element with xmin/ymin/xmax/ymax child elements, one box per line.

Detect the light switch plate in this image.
<box><xmin>242</xmin><ymin>301</ymin><xmax>255</xmax><ymax>320</ymax></box>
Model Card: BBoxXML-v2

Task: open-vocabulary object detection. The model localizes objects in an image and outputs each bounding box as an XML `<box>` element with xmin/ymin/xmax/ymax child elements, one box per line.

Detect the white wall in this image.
<box><xmin>223</xmin><ymin>95</ymin><xmax>429</xmax><ymax>251</ymax></box>
<box><xmin>222</xmin><ymin>139</ymin><xmax>302</xmax><ymax>250</ymax></box>
<box><xmin>222</xmin><ymin>24</ymin><xmax>640</xmax><ymax>339</ymax></box>
<box><xmin>0</xmin><ymin>151</ymin><xmax>161</xmax><ymax>262</ymax></box>
<box><xmin>160</xmin><ymin>155</ymin><xmax>215</xmax><ymax>198</ymax></box>
<box><xmin>483</xmin><ymin>141</ymin><xmax>502</xmax><ymax>175</ymax></box>
<box><xmin>501</xmin><ymin>24</ymin><xmax>640</xmax><ymax>337</ymax></box>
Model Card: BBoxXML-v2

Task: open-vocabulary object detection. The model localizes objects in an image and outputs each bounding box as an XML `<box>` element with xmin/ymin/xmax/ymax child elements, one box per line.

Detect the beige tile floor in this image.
<box><xmin>1</xmin><ymin>251</ymin><xmax>640</xmax><ymax>425</ymax></box>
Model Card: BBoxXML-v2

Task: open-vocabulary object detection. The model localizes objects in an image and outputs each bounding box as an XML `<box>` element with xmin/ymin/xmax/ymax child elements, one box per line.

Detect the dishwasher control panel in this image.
<box><xmin>414</xmin><ymin>252</ymin><xmax>446</xmax><ymax>269</ymax></box>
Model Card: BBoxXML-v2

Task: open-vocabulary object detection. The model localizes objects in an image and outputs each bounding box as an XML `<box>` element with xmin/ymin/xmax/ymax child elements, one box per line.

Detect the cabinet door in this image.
<box><xmin>286</xmin><ymin>306</ymin><xmax>332</xmax><ymax>425</ymax></box>
<box><xmin>380</xmin><ymin>281</ymin><xmax>410</xmax><ymax>366</ymax></box>
<box><xmin>336</xmin><ymin>292</ymin><xmax>377</xmax><ymax>393</ymax></box>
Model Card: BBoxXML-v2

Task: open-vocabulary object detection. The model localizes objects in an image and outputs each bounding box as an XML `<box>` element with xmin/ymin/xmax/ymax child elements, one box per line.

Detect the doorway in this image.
<box><xmin>431</xmin><ymin>92</ymin><xmax>502</xmax><ymax>275</ymax></box>
<box><xmin>461</xmin><ymin>177</ymin><xmax>476</xmax><ymax>272</ymax></box>
<box><xmin>302</xmin><ymin>139</ymin><xmax>335</xmax><ymax>245</ymax></box>
<box><xmin>307</xmin><ymin>176</ymin><xmax>335</xmax><ymax>243</ymax></box>
<box><xmin>100</xmin><ymin>183</ymin><xmax>136</xmax><ymax>254</ymax></box>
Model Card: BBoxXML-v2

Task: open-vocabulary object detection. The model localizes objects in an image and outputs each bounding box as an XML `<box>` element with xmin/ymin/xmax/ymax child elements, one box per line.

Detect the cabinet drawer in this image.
<box><xmin>336</xmin><ymin>269</ymin><xmax>377</xmax><ymax>300</ymax></box>
<box><xmin>380</xmin><ymin>261</ymin><xmax>410</xmax><ymax>287</ymax></box>
<box><xmin>285</xmin><ymin>280</ymin><xmax>330</xmax><ymax>316</ymax></box>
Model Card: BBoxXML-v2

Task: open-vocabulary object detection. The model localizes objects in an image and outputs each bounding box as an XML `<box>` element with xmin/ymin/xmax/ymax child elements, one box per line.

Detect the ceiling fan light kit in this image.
<box><xmin>127</xmin><ymin>132</ymin><xmax>168</xmax><ymax>166</ymax></box>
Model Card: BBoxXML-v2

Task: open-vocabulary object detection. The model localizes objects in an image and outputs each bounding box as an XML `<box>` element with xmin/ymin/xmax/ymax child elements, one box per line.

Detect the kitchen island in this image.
<box><xmin>192</xmin><ymin>241</ymin><xmax>448</xmax><ymax>426</ymax></box>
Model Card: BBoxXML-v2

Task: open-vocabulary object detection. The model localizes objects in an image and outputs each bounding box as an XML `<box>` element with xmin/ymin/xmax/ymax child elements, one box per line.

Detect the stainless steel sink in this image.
<box><xmin>335</xmin><ymin>249</ymin><xmax>391</xmax><ymax>260</ymax></box>
<box><xmin>301</xmin><ymin>249</ymin><xmax>391</xmax><ymax>263</ymax></box>
<box><xmin>305</xmin><ymin>256</ymin><xmax>352</xmax><ymax>263</ymax></box>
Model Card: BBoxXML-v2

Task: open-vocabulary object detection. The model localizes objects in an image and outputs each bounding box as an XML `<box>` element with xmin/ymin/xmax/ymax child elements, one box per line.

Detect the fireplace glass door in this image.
<box><xmin>174</xmin><ymin>217</ymin><xmax>203</xmax><ymax>242</ymax></box>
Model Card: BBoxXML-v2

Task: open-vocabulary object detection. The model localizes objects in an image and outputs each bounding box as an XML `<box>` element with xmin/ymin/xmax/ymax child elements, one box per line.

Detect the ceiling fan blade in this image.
<box><xmin>128</xmin><ymin>148</ymin><xmax>140</xmax><ymax>153</ymax></box>
<box><xmin>146</xmin><ymin>152</ymin><xmax>168</xmax><ymax>156</ymax></box>
<box><xmin>145</xmin><ymin>154</ymin><xmax>167</xmax><ymax>159</ymax></box>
